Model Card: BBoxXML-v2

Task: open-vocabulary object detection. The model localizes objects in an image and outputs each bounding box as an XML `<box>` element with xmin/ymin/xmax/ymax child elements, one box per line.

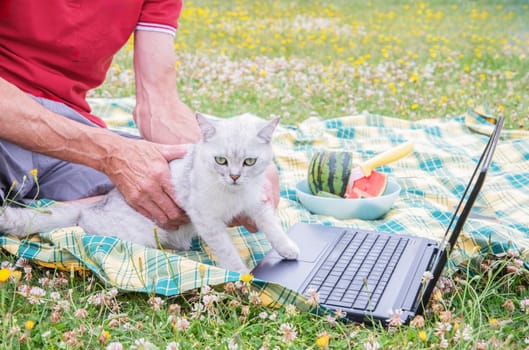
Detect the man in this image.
<box><xmin>0</xmin><ymin>1</ymin><xmax>279</xmax><ymax>230</ymax></box>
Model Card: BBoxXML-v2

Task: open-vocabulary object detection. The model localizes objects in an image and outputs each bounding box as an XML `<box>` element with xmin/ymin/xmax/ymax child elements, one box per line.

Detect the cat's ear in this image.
<box><xmin>195</xmin><ymin>113</ymin><xmax>216</xmax><ymax>141</ymax></box>
<box><xmin>257</xmin><ymin>117</ymin><xmax>280</xmax><ymax>143</ymax></box>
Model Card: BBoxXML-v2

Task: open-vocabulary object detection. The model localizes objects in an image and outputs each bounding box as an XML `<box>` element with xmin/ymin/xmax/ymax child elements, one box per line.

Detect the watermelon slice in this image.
<box><xmin>344</xmin><ymin>170</ymin><xmax>388</xmax><ymax>199</ymax></box>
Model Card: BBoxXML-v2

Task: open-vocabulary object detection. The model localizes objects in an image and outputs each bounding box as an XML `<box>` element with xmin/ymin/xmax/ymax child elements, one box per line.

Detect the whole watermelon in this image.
<box><xmin>307</xmin><ymin>151</ymin><xmax>354</xmax><ymax>197</ymax></box>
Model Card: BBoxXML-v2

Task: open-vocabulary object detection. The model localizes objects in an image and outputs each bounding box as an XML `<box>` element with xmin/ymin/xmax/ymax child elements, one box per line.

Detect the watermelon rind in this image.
<box><xmin>315</xmin><ymin>191</ymin><xmax>343</xmax><ymax>199</ymax></box>
<box><xmin>307</xmin><ymin>151</ymin><xmax>353</xmax><ymax>197</ymax></box>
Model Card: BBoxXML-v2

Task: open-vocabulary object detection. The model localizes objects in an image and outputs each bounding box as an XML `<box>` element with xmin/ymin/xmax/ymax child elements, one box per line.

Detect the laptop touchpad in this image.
<box><xmin>252</xmin><ymin>223</ymin><xmax>342</xmax><ymax>291</ymax></box>
<box><xmin>264</xmin><ymin>240</ymin><xmax>329</xmax><ymax>263</ymax></box>
<box><xmin>262</xmin><ymin>223</ymin><xmax>341</xmax><ymax>262</ymax></box>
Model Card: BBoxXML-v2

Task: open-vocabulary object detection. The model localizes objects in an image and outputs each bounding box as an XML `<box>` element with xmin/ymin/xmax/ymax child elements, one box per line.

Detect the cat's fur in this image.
<box><xmin>0</xmin><ymin>114</ymin><xmax>300</xmax><ymax>273</ymax></box>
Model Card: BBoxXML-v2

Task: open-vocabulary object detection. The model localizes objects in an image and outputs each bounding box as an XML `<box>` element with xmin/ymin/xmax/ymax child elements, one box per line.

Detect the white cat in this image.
<box><xmin>0</xmin><ymin>114</ymin><xmax>300</xmax><ymax>273</ymax></box>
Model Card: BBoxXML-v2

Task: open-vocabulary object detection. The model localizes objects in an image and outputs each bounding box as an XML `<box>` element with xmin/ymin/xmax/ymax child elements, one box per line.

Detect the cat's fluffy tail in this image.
<box><xmin>0</xmin><ymin>204</ymin><xmax>82</xmax><ymax>238</ymax></box>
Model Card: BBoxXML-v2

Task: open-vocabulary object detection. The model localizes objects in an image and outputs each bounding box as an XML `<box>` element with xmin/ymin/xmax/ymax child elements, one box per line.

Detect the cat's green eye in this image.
<box><xmin>243</xmin><ymin>158</ymin><xmax>257</xmax><ymax>166</ymax></box>
<box><xmin>215</xmin><ymin>156</ymin><xmax>228</xmax><ymax>165</ymax></box>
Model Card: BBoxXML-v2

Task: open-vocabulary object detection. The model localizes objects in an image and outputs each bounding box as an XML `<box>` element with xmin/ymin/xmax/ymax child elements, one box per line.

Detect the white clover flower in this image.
<box><xmin>147</xmin><ymin>297</ymin><xmax>164</xmax><ymax>311</ymax></box>
<box><xmin>386</xmin><ymin>308</ymin><xmax>404</xmax><ymax>327</ymax></box>
<box><xmin>173</xmin><ymin>316</ymin><xmax>190</xmax><ymax>332</ymax></box>
<box><xmin>106</xmin><ymin>342</ymin><xmax>124</xmax><ymax>350</ymax></box>
<box><xmin>166</xmin><ymin>342</ymin><xmax>179</xmax><ymax>350</ymax></box>
<box><xmin>279</xmin><ymin>323</ymin><xmax>297</xmax><ymax>343</ymax></box>
<box><xmin>422</xmin><ymin>271</ymin><xmax>434</xmax><ymax>284</ymax></box>
<box><xmin>28</xmin><ymin>286</ymin><xmax>46</xmax><ymax>304</ymax></box>
<box><xmin>304</xmin><ymin>288</ymin><xmax>320</xmax><ymax>306</ymax></box>
<box><xmin>130</xmin><ymin>338</ymin><xmax>158</xmax><ymax>350</ymax></box>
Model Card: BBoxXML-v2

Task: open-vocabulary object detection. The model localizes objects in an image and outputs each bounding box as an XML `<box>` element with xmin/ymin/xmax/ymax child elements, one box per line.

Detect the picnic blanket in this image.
<box><xmin>1</xmin><ymin>98</ymin><xmax>529</xmax><ymax>312</ymax></box>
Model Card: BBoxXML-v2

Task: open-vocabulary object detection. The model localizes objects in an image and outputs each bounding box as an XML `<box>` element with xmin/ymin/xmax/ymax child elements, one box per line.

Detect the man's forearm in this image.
<box><xmin>133</xmin><ymin>30</ymin><xmax>200</xmax><ymax>145</ymax></box>
<box><xmin>0</xmin><ymin>77</ymin><xmax>127</xmax><ymax>174</ymax></box>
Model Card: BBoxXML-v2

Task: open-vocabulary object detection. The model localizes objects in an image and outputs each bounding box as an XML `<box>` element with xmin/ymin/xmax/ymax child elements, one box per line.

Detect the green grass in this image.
<box><xmin>3</xmin><ymin>1</ymin><xmax>529</xmax><ymax>349</ymax></box>
<box><xmin>1</xmin><ymin>249</ymin><xmax>528</xmax><ymax>349</ymax></box>
<box><xmin>94</xmin><ymin>0</ymin><xmax>529</xmax><ymax>129</ymax></box>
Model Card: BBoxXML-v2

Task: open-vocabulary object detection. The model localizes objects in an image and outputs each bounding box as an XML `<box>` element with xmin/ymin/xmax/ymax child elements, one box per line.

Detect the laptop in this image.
<box><xmin>252</xmin><ymin>116</ymin><xmax>504</xmax><ymax>325</ymax></box>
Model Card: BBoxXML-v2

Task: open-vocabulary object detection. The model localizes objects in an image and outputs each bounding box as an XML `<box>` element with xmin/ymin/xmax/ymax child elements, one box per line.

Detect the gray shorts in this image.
<box><xmin>0</xmin><ymin>96</ymin><xmax>139</xmax><ymax>204</ymax></box>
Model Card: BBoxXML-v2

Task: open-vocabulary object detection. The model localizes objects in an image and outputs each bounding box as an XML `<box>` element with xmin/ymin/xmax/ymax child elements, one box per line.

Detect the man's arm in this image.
<box><xmin>0</xmin><ymin>77</ymin><xmax>187</xmax><ymax>226</ymax></box>
<box><xmin>133</xmin><ymin>30</ymin><xmax>200</xmax><ymax>144</ymax></box>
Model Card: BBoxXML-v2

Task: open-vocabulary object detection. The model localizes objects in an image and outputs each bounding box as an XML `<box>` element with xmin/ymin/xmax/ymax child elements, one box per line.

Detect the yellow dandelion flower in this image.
<box><xmin>498</xmin><ymin>105</ymin><xmax>505</xmax><ymax>112</ymax></box>
<box><xmin>418</xmin><ymin>330</ymin><xmax>427</xmax><ymax>341</ymax></box>
<box><xmin>101</xmin><ymin>330</ymin><xmax>110</xmax><ymax>339</ymax></box>
<box><xmin>29</xmin><ymin>168</ymin><xmax>38</xmax><ymax>180</ymax></box>
<box><xmin>99</xmin><ymin>330</ymin><xmax>111</xmax><ymax>345</ymax></box>
<box><xmin>240</xmin><ymin>273</ymin><xmax>254</xmax><ymax>283</ymax></box>
<box><xmin>489</xmin><ymin>318</ymin><xmax>498</xmax><ymax>326</ymax></box>
<box><xmin>259</xmin><ymin>71</ymin><xmax>267</xmax><ymax>77</ymax></box>
<box><xmin>316</xmin><ymin>334</ymin><xmax>330</xmax><ymax>348</ymax></box>
<box><xmin>25</xmin><ymin>320</ymin><xmax>35</xmax><ymax>331</ymax></box>
<box><xmin>411</xmin><ymin>103</ymin><xmax>419</xmax><ymax>110</ymax></box>
<box><xmin>0</xmin><ymin>268</ymin><xmax>11</xmax><ymax>283</ymax></box>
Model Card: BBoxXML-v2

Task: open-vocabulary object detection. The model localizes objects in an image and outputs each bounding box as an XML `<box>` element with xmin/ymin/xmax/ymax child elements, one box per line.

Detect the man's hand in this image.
<box><xmin>104</xmin><ymin>139</ymin><xmax>190</xmax><ymax>229</ymax></box>
<box><xmin>229</xmin><ymin>163</ymin><xmax>280</xmax><ymax>233</ymax></box>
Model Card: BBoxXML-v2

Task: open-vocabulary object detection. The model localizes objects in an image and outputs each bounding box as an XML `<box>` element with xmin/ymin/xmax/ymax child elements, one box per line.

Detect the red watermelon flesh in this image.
<box><xmin>344</xmin><ymin>170</ymin><xmax>388</xmax><ymax>199</ymax></box>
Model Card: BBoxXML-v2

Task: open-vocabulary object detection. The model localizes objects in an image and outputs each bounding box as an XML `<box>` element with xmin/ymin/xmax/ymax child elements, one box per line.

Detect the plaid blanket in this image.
<box><xmin>1</xmin><ymin>98</ymin><xmax>528</xmax><ymax>312</ymax></box>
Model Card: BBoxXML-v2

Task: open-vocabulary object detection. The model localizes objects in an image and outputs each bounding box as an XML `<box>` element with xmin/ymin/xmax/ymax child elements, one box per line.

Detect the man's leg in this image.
<box><xmin>0</xmin><ymin>96</ymin><xmax>136</xmax><ymax>204</ymax></box>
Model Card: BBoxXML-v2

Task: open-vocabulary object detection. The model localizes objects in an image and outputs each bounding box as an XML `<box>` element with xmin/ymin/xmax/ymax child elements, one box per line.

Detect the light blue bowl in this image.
<box><xmin>295</xmin><ymin>179</ymin><xmax>401</xmax><ymax>220</ymax></box>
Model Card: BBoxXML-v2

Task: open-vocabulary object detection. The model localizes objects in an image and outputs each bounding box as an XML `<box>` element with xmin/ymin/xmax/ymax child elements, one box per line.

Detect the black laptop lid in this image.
<box><xmin>420</xmin><ymin>116</ymin><xmax>504</xmax><ymax>312</ymax></box>
<box><xmin>442</xmin><ymin>116</ymin><xmax>504</xmax><ymax>252</ymax></box>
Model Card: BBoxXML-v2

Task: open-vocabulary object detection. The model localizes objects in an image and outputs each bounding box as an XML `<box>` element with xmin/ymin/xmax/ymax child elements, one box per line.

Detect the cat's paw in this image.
<box><xmin>275</xmin><ymin>239</ymin><xmax>300</xmax><ymax>260</ymax></box>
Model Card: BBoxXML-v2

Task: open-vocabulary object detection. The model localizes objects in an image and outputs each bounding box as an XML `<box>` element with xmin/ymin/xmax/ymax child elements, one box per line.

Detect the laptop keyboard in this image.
<box><xmin>303</xmin><ymin>230</ymin><xmax>408</xmax><ymax>310</ymax></box>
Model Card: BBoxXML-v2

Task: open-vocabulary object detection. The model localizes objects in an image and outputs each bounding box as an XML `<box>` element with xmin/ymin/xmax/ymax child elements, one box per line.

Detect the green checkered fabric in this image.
<box><xmin>1</xmin><ymin>98</ymin><xmax>528</xmax><ymax>312</ymax></box>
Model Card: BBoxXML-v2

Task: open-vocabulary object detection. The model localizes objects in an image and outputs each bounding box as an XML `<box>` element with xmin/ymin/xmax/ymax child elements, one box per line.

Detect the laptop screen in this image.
<box><xmin>441</xmin><ymin>116</ymin><xmax>504</xmax><ymax>250</ymax></box>
<box><xmin>418</xmin><ymin>116</ymin><xmax>504</xmax><ymax>315</ymax></box>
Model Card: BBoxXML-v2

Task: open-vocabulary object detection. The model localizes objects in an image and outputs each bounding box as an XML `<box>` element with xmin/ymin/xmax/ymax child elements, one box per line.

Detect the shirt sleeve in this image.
<box><xmin>136</xmin><ymin>0</ymin><xmax>183</xmax><ymax>36</ymax></box>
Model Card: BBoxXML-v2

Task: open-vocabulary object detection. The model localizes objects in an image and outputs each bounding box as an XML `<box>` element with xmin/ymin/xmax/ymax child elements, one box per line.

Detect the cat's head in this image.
<box><xmin>195</xmin><ymin>113</ymin><xmax>279</xmax><ymax>188</ymax></box>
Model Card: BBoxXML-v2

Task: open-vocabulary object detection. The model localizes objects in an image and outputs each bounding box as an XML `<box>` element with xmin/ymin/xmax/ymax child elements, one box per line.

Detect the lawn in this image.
<box><xmin>2</xmin><ymin>1</ymin><xmax>529</xmax><ymax>349</ymax></box>
<box><xmin>95</xmin><ymin>0</ymin><xmax>529</xmax><ymax>129</ymax></box>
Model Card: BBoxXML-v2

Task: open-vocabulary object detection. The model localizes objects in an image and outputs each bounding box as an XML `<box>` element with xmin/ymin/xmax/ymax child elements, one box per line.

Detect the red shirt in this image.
<box><xmin>0</xmin><ymin>0</ymin><xmax>182</xmax><ymax>127</ymax></box>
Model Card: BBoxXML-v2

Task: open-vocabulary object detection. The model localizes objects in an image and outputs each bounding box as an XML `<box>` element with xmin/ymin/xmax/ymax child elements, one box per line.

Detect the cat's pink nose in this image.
<box><xmin>230</xmin><ymin>174</ymin><xmax>240</xmax><ymax>181</ymax></box>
